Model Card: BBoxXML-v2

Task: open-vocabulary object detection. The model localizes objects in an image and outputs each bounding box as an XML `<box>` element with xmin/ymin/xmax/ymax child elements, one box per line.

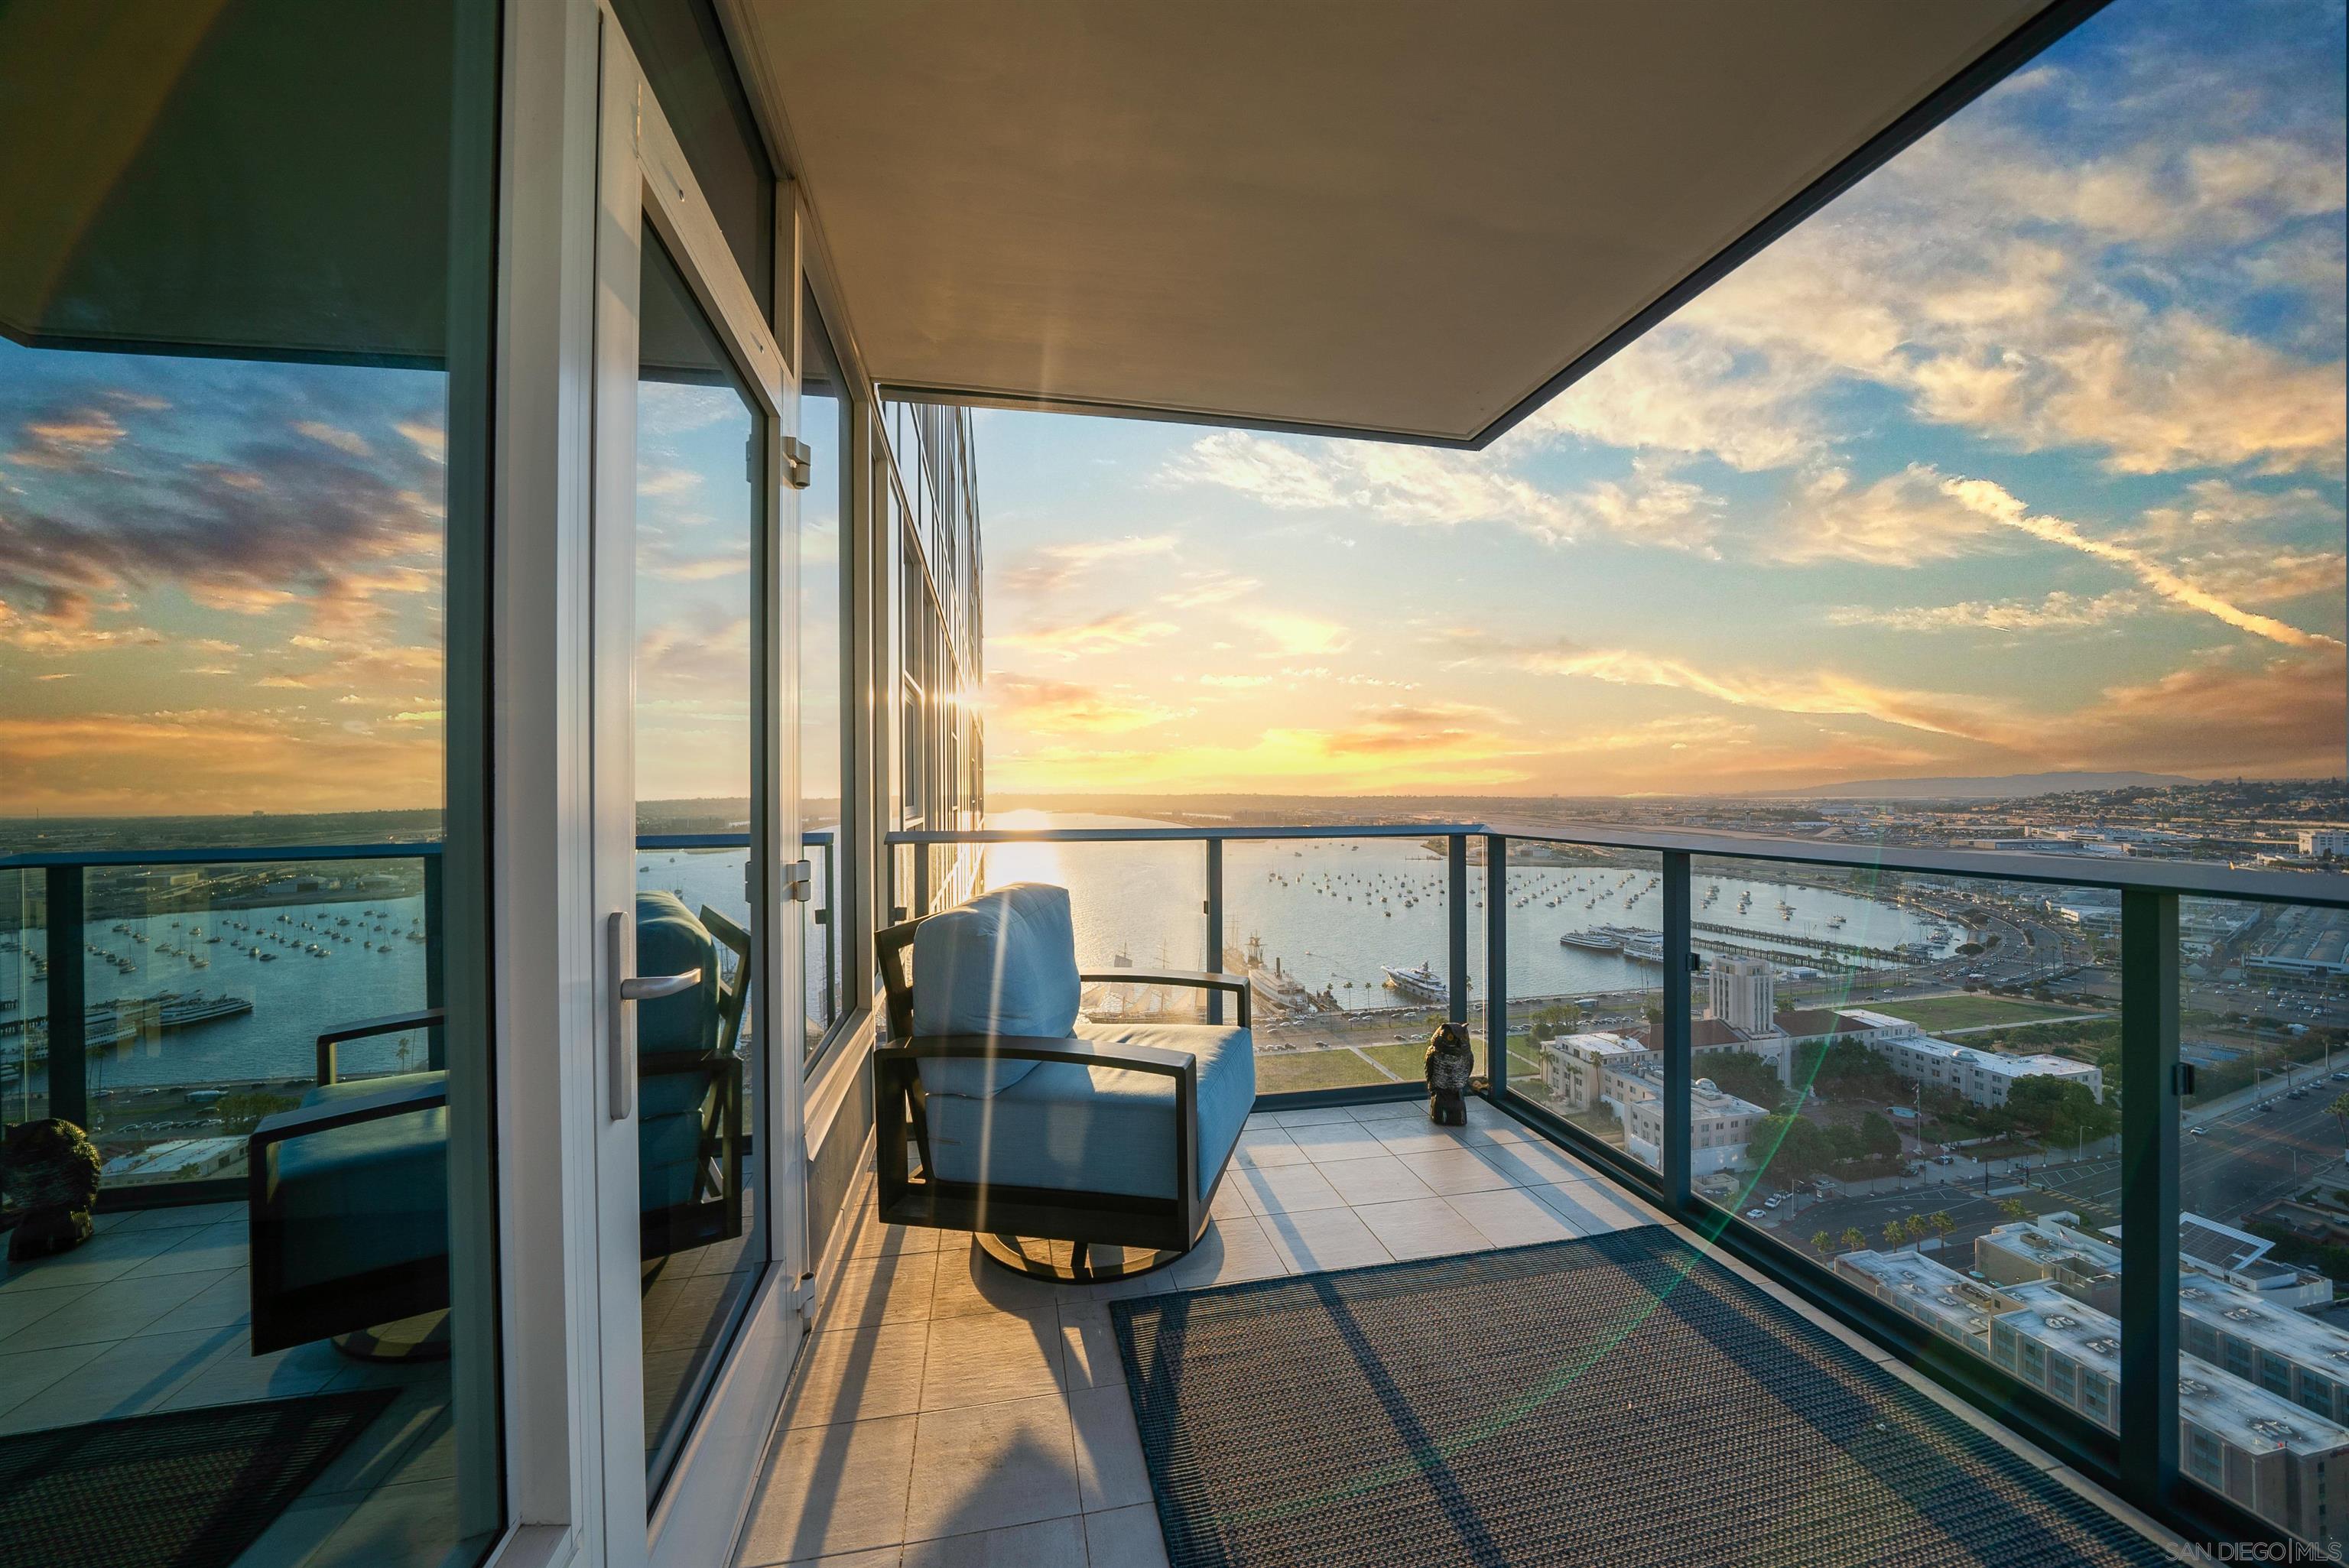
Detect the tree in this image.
<box><xmin>1931</xmin><ymin>1211</ymin><xmax>1957</xmax><ymax>1245</ymax></box>
<box><xmin>2005</xmin><ymin>1076</ymin><xmax>2117</xmax><ymax>1146</ymax></box>
<box><xmin>1883</xmin><ymin>1221</ymin><xmax>1907</xmax><ymax>1249</ymax></box>
<box><xmin>2329</xmin><ymin>1092</ymin><xmax>2349</xmax><ymax>1151</ymax></box>
<box><xmin>1840</xmin><ymin>1227</ymin><xmax>1867</xmax><ymax>1254</ymax></box>
<box><xmin>1701</xmin><ymin>1050</ymin><xmax>1783</xmax><ymax>1110</ymax></box>
<box><xmin>1999</xmin><ymin>1198</ymin><xmax>2029</xmax><ymax>1221</ymax></box>
<box><xmin>1752</xmin><ymin>1113</ymin><xmax>1839</xmax><ymax>1183</ymax></box>
<box><xmin>1859</xmin><ymin>1111</ymin><xmax>1904</xmax><ymax>1163</ymax></box>
<box><xmin>216</xmin><ymin>1089</ymin><xmax>300</xmax><ymax>1135</ymax></box>
<box><xmin>1811</xmin><ymin>1230</ymin><xmax>1833</xmax><ymax>1255</ymax></box>
<box><xmin>1902</xmin><ymin>1214</ymin><xmax>1929</xmax><ymax>1244</ymax></box>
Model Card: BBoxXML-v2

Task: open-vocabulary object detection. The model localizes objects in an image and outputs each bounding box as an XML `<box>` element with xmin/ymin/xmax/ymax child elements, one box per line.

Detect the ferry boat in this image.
<box><xmin>1561</xmin><ymin>927</ymin><xmax>1628</xmax><ymax>952</ymax></box>
<box><xmin>1381</xmin><ymin>962</ymin><xmax>1446</xmax><ymax>1003</ymax></box>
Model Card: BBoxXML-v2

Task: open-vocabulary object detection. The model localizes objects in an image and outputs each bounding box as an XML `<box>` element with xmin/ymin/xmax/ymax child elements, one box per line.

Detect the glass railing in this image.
<box><xmin>888</xmin><ymin>818</ymin><xmax>2349</xmax><ymax>1553</ymax></box>
<box><xmin>887</xmin><ymin>823</ymin><xmax>1483</xmax><ymax>1099</ymax></box>
<box><xmin>0</xmin><ymin>829</ymin><xmax>848</xmax><ymax>1200</ymax></box>
<box><xmin>0</xmin><ymin>842</ymin><xmax>444</xmax><ymax>1199</ymax></box>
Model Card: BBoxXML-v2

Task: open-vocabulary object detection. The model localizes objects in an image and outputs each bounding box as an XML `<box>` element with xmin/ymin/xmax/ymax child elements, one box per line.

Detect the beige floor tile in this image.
<box><xmin>0</xmin><ymin>1266</ymin><xmax>223</xmax><ymax>1352</ymax></box>
<box><xmin>900</xmin><ymin>1516</ymin><xmax>1084</xmax><ymax>1568</ymax></box>
<box><xmin>818</xmin><ymin>1251</ymin><xmax>940</xmax><ymax>1330</ymax></box>
<box><xmin>1058</xmin><ymin>1311</ymin><xmax>1124</xmax><ymax>1391</ymax></box>
<box><xmin>902</xmin><ymin>1394</ymin><xmax>1080</xmax><ymax>1541</ymax></box>
<box><xmin>1369</xmin><ymin>1120</ymin><xmax>1478</xmax><ymax>1157</ymax></box>
<box><xmin>1</xmin><ymin>1325</ymin><xmax>246</xmax><ymax>1433</ymax></box>
<box><xmin>0</xmin><ymin>1226</ymin><xmax>190</xmax><ymax>1294</ymax></box>
<box><xmin>0</xmin><ymin>1281</ymin><xmax>89</xmax><ymax>1345</ymax></box>
<box><xmin>1266</xmin><ymin>1105</ymin><xmax>1356</xmax><ymax>1128</ymax></box>
<box><xmin>1280</xmin><ymin>1119</ymin><xmax>1392</xmax><ymax>1163</ymax></box>
<box><xmin>155</xmin><ymin>1330</ymin><xmax>343</xmax><ymax>1414</ymax></box>
<box><xmin>919</xmin><ymin>1310</ymin><xmax>1064</xmax><ymax>1412</ymax></box>
<box><xmin>1314</xmin><ymin>1153</ymin><xmax>1436</xmax><ymax>1206</ymax></box>
<box><xmin>736</xmin><ymin>1414</ymin><xmax>919</xmax><ymax>1565</ymax></box>
<box><xmin>1444</xmin><ymin>1187</ymin><xmax>1579</xmax><ymax>1247</ymax></box>
<box><xmin>1230</xmin><ymin>1128</ymin><xmax>1311</xmax><ymax>1169</ymax></box>
<box><xmin>1254</xmin><ymin>1206</ymin><xmax>1391</xmax><ymax>1274</ymax></box>
<box><xmin>768</xmin><ymin>1550</ymin><xmax>901</xmax><ymax>1568</ymax></box>
<box><xmin>1227</xmin><ymin>1161</ymin><xmax>1345</xmax><ymax>1216</ymax></box>
<box><xmin>1069</xmin><ymin>1384</ymin><xmax>1151</xmax><ymax>1511</ymax></box>
<box><xmin>930</xmin><ymin>1243</ymin><xmax>1070</xmax><ymax>1322</ymax></box>
<box><xmin>1353</xmin><ymin>1198</ymin><xmax>1494</xmax><ymax>1261</ymax></box>
<box><xmin>1083</xmin><ymin>1505</ymin><xmax>1171</xmax><ymax>1568</ymax></box>
<box><xmin>1531</xmin><ymin>1180</ymin><xmax>1662</xmax><ymax>1235</ymax></box>
<box><xmin>785</xmin><ymin>1320</ymin><xmax>931</xmax><ymax>1429</ymax></box>
<box><xmin>1346</xmin><ymin>1102</ymin><xmax>1422</xmax><ymax>1125</ymax></box>
<box><xmin>123</xmin><ymin>1219</ymin><xmax>251</xmax><ymax>1279</ymax></box>
<box><xmin>843</xmin><ymin>1205</ymin><xmax>948</xmax><ymax>1261</ymax></box>
<box><xmin>1390</xmin><ymin>1146</ymin><xmax>1519</xmax><ymax>1196</ymax></box>
<box><xmin>144</xmin><ymin>1267</ymin><xmax>252</xmax><ymax>1335</ymax></box>
<box><xmin>1169</xmin><ymin>1215</ymin><xmax>1285</xmax><ymax>1289</ymax></box>
<box><xmin>0</xmin><ymin>1339</ymin><xmax>108</xmax><ymax>1424</ymax></box>
<box><xmin>1470</xmin><ymin>1139</ymin><xmax>1600</xmax><ymax>1188</ymax></box>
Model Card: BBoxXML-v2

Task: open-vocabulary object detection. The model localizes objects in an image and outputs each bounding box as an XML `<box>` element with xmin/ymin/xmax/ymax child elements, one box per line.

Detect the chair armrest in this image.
<box><xmin>250</xmin><ymin>1078</ymin><xmax>447</xmax><ymax>1153</ymax></box>
<box><xmin>316</xmin><ymin>1008</ymin><xmax>445</xmax><ymax>1086</ymax></box>
<box><xmin>1080</xmin><ymin>968</ymin><xmax>1252</xmax><ymax>1027</ymax></box>
<box><xmin>884</xmin><ymin>1032</ymin><xmax>1194</xmax><ymax>1078</ymax></box>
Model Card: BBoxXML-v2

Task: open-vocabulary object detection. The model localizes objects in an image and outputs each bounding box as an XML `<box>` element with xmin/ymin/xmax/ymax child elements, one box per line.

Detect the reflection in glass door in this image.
<box><xmin>631</xmin><ymin>229</ymin><xmax>767</xmax><ymax>1491</ymax></box>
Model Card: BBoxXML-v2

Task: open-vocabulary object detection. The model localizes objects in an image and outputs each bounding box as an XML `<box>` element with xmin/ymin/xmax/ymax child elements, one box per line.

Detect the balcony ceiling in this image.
<box><xmin>737</xmin><ymin>0</ymin><xmax>2070</xmax><ymax>446</ymax></box>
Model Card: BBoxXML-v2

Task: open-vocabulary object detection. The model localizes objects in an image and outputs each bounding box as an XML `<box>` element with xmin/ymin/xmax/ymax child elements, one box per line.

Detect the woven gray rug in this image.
<box><xmin>1112</xmin><ymin>1225</ymin><xmax>2169</xmax><ymax>1567</ymax></box>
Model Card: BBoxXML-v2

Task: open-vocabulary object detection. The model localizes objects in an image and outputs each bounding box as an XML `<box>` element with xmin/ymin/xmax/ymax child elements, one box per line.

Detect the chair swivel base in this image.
<box><xmin>333</xmin><ymin>1308</ymin><xmax>451</xmax><ymax>1363</ymax></box>
<box><xmin>976</xmin><ymin>1232</ymin><xmax>1187</xmax><ymax>1284</ymax></box>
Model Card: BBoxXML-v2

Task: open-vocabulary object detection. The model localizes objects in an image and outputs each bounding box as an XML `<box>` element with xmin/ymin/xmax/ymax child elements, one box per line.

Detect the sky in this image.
<box><xmin>973</xmin><ymin>0</ymin><xmax>2349</xmax><ymax>799</ymax></box>
<box><xmin>0</xmin><ymin>0</ymin><xmax>2343</xmax><ymax>820</ymax></box>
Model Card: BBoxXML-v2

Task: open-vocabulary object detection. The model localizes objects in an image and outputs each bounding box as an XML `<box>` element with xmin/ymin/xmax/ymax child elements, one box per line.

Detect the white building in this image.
<box><xmin>1707</xmin><ymin>957</ymin><xmax>1775</xmax><ymax>1034</ymax></box>
<box><xmin>2299</xmin><ymin>829</ymin><xmax>2349</xmax><ymax>858</ymax></box>
<box><xmin>1844</xmin><ymin>1011</ymin><xmax>2104</xmax><ymax>1108</ymax></box>
<box><xmin>1538</xmin><ymin>1031</ymin><xmax>1653</xmax><ymax>1112</ymax></box>
<box><xmin>1621</xmin><ymin>1072</ymin><xmax>1769</xmax><ymax>1176</ymax></box>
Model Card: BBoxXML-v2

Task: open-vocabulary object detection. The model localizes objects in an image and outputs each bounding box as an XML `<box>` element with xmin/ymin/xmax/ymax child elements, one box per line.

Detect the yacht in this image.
<box><xmin>1381</xmin><ymin>962</ymin><xmax>1446</xmax><ymax>1003</ymax></box>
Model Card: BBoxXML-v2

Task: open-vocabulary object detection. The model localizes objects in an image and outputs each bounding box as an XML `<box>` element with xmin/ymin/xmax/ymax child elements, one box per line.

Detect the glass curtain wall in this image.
<box><xmin>798</xmin><ymin>292</ymin><xmax>848</xmax><ymax>1064</ymax></box>
<box><xmin>0</xmin><ymin>3</ymin><xmax>502</xmax><ymax>1564</ymax></box>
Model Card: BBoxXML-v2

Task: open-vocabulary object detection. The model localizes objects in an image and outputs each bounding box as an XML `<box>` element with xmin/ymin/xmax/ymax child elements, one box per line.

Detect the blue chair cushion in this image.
<box><xmin>921</xmin><ymin>1021</ymin><xmax>1255</xmax><ymax>1203</ymax></box>
<box><xmin>911</xmin><ymin>883</ymin><xmax>1080</xmax><ymax>1099</ymax></box>
<box><xmin>635</xmin><ymin>890</ymin><xmax>722</xmax><ymax>1053</ymax></box>
<box><xmin>262</xmin><ymin>1071</ymin><xmax>447</xmax><ymax>1292</ymax></box>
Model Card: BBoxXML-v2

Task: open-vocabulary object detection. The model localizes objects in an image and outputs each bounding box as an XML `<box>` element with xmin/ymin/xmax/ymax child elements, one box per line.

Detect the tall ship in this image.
<box><xmin>1381</xmin><ymin>961</ymin><xmax>1447</xmax><ymax>1003</ymax></box>
<box><xmin>1226</xmin><ymin>934</ymin><xmax>1331</xmax><ymax>1018</ymax></box>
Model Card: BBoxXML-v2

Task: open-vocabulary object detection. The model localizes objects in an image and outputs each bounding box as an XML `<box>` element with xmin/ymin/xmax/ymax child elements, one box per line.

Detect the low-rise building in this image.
<box><xmin>1841</xmin><ymin>1248</ymin><xmax>2349</xmax><ymax>1545</ymax></box>
<box><xmin>1863</xmin><ymin>1028</ymin><xmax>2103</xmax><ymax>1108</ymax></box>
<box><xmin>1620</xmin><ymin>1071</ymin><xmax>1768</xmax><ymax>1176</ymax></box>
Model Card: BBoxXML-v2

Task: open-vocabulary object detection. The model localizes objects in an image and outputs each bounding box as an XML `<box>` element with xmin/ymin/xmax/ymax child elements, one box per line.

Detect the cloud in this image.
<box><xmin>1162</xmin><ymin>432</ymin><xmax>1725</xmax><ymax>554</ymax></box>
<box><xmin>1941</xmin><ymin>476</ymin><xmax>2341</xmax><ymax>648</ymax></box>
<box><xmin>1195</xmin><ymin>674</ymin><xmax>1272</xmax><ymax>689</ymax></box>
<box><xmin>1158</xmin><ymin>570</ymin><xmax>1261</xmax><ymax>609</ymax></box>
<box><xmin>997</xmin><ymin>534</ymin><xmax>1177</xmax><ymax>595</ymax></box>
<box><xmin>993</xmin><ymin>609</ymin><xmax>1175</xmax><ymax>661</ymax></box>
<box><xmin>294</xmin><ymin>420</ymin><xmax>375</xmax><ymax>458</ymax></box>
<box><xmin>1257</xmin><ymin>612</ymin><xmax>1352</xmax><ymax>657</ymax></box>
<box><xmin>5</xmin><ymin>405</ymin><xmax>126</xmax><ymax>470</ymax></box>
<box><xmin>984</xmin><ymin>674</ymin><xmax>1185</xmax><ymax>734</ymax></box>
<box><xmin>1824</xmin><ymin>589</ymin><xmax>2141</xmax><ymax>634</ymax></box>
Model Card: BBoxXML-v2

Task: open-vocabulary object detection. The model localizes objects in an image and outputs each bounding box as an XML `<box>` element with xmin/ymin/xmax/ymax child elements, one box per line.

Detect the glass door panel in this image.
<box><xmin>632</xmin><ymin>228</ymin><xmax>768</xmax><ymax>1492</ymax></box>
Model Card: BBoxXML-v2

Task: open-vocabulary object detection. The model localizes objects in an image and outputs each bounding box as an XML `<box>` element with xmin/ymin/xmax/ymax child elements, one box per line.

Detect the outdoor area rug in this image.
<box><xmin>0</xmin><ymin>1387</ymin><xmax>398</xmax><ymax>1568</ymax></box>
<box><xmin>1113</xmin><ymin>1225</ymin><xmax>2172</xmax><ymax>1567</ymax></box>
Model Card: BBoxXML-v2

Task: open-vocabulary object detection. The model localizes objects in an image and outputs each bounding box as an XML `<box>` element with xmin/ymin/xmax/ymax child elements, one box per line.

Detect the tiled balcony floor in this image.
<box><xmin>734</xmin><ymin>1096</ymin><xmax>2188</xmax><ymax>1568</ymax></box>
<box><xmin>0</xmin><ymin>1202</ymin><xmax>460</xmax><ymax>1566</ymax></box>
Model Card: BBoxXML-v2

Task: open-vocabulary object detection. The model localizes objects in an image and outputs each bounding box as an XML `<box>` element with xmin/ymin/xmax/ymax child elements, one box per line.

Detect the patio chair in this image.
<box><xmin>247</xmin><ymin>891</ymin><xmax>750</xmax><ymax>1356</ymax></box>
<box><xmin>873</xmin><ymin>881</ymin><xmax>1255</xmax><ymax>1283</ymax></box>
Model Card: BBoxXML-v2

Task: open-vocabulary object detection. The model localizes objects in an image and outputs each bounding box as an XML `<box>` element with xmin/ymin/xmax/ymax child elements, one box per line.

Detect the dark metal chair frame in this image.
<box><xmin>872</xmin><ymin>913</ymin><xmax>1251</xmax><ymax>1282</ymax></box>
<box><xmin>248</xmin><ymin>1008</ymin><xmax>448</xmax><ymax>1355</ymax></box>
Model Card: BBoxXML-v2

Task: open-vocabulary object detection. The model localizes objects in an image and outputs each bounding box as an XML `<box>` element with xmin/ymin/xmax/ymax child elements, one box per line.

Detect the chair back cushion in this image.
<box><xmin>912</xmin><ymin>882</ymin><xmax>1079</xmax><ymax>1097</ymax></box>
<box><xmin>635</xmin><ymin>890</ymin><xmax>721</xmax><ymax>1054</ymax></box>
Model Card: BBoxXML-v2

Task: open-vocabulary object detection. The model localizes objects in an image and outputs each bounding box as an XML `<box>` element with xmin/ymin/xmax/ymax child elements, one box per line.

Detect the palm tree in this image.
<box><xmin>1811</xmin><ymin>1230</ymin><xmax>1833</xmax><ymax>1256</ymax></box>
<box><xmin>1998</xmin><ymin>1198</ymin><xmax>2028</xmax><ymax>1221</ymax></box>
<box><xmin>2328</xmin><ymin>1092</ymin><xmax>2349</xmax><ymax>1151</ymax></box>
<box><xmin>1930</xmin><ymin>1212</ymin><xmax>1957</xmax><ymax>1248</ymax></box>
<box><xmin>1840</xmin><ymin>1227</ymin><xmax>1866</xmax><ymax>1254</ymax></box>
<box><xmin>1902</xmin><ymin>1214</ymin><xmax>1929</xmax><ymax>1244</ymax></box>
<box><xmin>1883</xmin><ymin>1220</ymin><xmax>1907</xmax><ymax>1250</ymax></box>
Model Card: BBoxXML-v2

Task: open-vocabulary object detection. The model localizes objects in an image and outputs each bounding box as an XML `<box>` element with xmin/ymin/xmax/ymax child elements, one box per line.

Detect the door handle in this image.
<box><xmin>606</xmin><ymin>910</ymin><xmax>703</xmax><ymax>1122</ymax></box>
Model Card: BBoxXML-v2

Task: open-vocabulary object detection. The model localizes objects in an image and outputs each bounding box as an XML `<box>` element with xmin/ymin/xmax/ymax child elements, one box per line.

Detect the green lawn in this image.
<box><xmin>1870</xmin><ymin>994</ymin><xmax>2091</xmax><ymax>1033</ymax></box>
<box><xmin>1256</xmin><ymin>1048</ymin><xmax>1391</xmax><ymax>1093</ymax></box>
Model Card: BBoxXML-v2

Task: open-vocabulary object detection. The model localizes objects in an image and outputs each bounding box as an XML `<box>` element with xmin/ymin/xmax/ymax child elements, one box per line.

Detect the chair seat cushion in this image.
<box><xmin>262</xmin><ymin>1072</ymin><xmax>447</xmax><ymax>1291</ymax></box>
<box><xmin>921</xmin><ymin>1021</ymin><xmax>1255</xmax><ymax>1203</ymax></box>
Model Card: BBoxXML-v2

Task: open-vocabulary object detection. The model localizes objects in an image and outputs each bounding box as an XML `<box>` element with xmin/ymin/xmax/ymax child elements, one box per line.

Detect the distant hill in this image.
<box><xmin>1753</xmin><ymin>771</ymin><xmax>2195</xmax><ymax>801</ymax></box>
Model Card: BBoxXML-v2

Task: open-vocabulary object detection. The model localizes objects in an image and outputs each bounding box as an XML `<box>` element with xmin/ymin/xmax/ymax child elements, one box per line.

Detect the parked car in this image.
<box><xmin>1745</xmin><ymin>1209</ymin><xmax>1766</xmax><ymax>1220</ymax></box>
<box><xmin>2188</xmin><ymin>1125</ymin><xmax>2207</xmax><ymax>1136</ymax></box>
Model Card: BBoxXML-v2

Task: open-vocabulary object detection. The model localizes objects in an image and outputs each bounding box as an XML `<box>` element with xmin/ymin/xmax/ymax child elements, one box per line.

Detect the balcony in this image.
<box><xmin>713</xmin><ymin>821</ymin><xmax>2349</xmax><ymax>1564</ymax></box>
